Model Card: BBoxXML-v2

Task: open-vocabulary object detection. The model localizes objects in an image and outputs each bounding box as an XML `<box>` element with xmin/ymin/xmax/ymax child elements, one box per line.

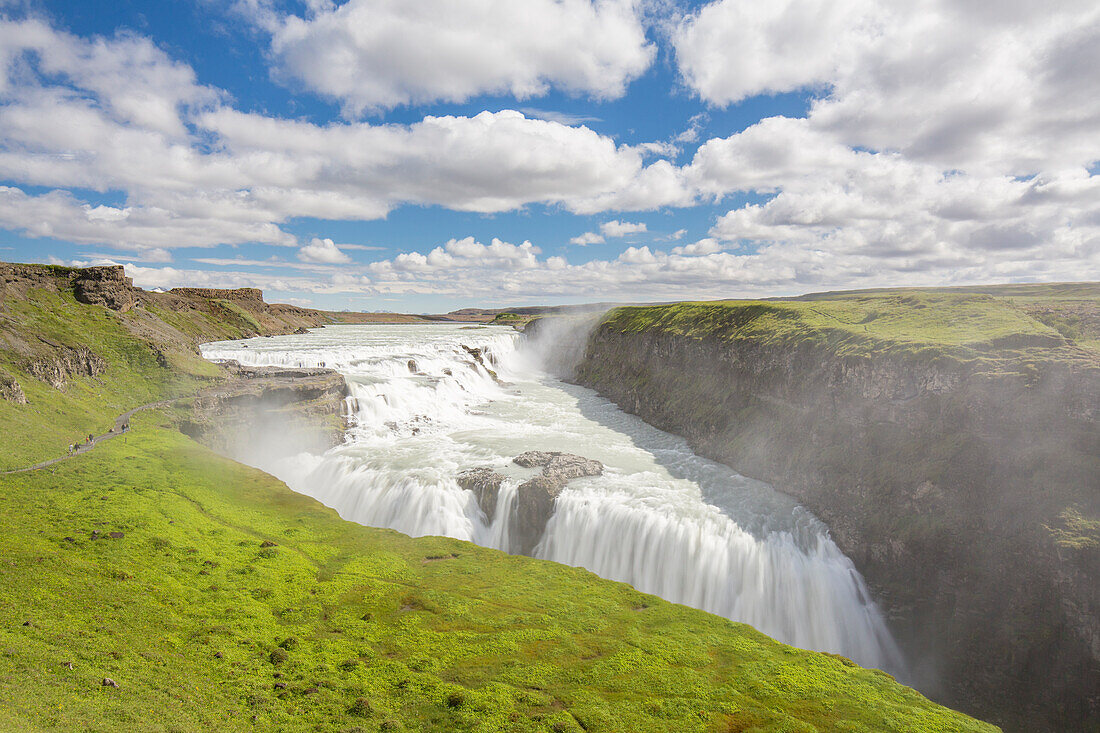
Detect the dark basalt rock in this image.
<box><xmin>513</xmin><ymin>451</ymin><xmax>603</xmax><ymax>481</ymax></box>
<box><xmin>456</xmin><ymin>467</ymin><xmax>505</xmax><ymax>521</ymax></box>
<box><xmin>460</xmin><ymin>344</ymin><xmax>504</xmax><ymax>384</ymax></box>
<box><xmin>180</xmin><ymin>366</ymin><xmax>350</xmax><ymax>458</ymax></box>
<box><xmin>72</xmin><ymin>265</ymin><xmax>136</xmax><ymax>312</ymax></box>
<box><xmin>512</xmin><ymin>452</ymin><xmax>603</xmax><ymax>554</ymax></box>
<box><xmin>572</xmin><ymin>316</ymin><xmax>1100</xmax><ymax>732</ymax></box>
<box><xmin>150</xmin><ymin>345</ymin><xmax>169</xmax><ymax>368</ymax></box>
<box><xmin>456</xmin><ymin>452</ymin><xmax>604</xmax><ymax>554</ymax></box>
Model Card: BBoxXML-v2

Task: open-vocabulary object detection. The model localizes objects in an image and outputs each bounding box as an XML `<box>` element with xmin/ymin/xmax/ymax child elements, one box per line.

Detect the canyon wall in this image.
<box><xmin>568</xmin><ymin>303</ymin><xmax>1100</xmax><ymax>732</ymax></box>
<box><xmin>179</xmin><ymin>364</ymin><xmax>349</xmax><ymax>461</ymax></box>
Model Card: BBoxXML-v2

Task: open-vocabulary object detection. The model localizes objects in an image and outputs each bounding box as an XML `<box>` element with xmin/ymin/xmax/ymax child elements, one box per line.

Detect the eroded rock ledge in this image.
<box><xmin>572</xmin><ymin>315</ymin><xmax>1100</xmax><ymax>732</ymax></box>
<box><xmin>181</xmin><ymin>363</ymin><xmax>349</xmax><ymax>460</ymax></box>
<box><xmin>25</xmin><ymin>346</ymin><xmax>107</xmax><ymax>390</ymax></box>
<box><xmin>458</xmin><ymin>451</ymin><xmax>603</xmax><ymax>554</ymax></box>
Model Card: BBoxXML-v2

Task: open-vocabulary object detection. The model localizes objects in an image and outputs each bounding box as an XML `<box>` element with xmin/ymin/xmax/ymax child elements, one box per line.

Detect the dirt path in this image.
<box><xmin>1</xmin><ymin>367</ymin><xmax>344</xmax><ymax>476</ymax></box>
<box><xmin>1</xmin><ymin>399</ymin><xmax>173</xmax><ymax>475</ymax></box>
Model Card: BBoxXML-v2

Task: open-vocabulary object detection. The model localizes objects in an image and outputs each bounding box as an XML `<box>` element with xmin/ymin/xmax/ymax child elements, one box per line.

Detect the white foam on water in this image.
<box><xmin>202</xmin><ymin>323</ymin><xmax>904</xmax><ymax>674</ymax></box>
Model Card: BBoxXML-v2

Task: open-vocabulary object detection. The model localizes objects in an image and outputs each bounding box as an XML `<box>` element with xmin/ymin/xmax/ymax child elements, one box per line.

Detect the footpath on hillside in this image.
<box><xmin>1</xmin><ymin>400</ymin><xmax>172</xmax><ymax>475</ymax></box>
<box><xmin>2</xmin><ymin>366</ymin><xmax>346</xmax><ymax>475</ymax></box>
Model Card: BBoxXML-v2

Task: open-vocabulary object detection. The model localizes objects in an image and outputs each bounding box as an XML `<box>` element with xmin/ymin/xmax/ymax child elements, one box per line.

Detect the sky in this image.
<box><xmin>0</xmin><ymin>0</ymin><xmax>1098</xmax><ymax>313</ymax></box>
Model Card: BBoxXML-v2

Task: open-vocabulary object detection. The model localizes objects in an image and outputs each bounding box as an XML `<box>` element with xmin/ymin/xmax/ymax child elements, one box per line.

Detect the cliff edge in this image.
<box><xmin>570</xmin><ymin>286</ymin><xmax>1100</xmax><ymax>732</ymax></box>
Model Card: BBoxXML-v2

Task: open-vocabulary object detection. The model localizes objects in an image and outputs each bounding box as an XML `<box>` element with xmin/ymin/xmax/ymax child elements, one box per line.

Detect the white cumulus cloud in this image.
<box><xmin>299</xmin><ymin>237</ymin><xmax>352</xmax><ymax>264</ymax></box>
<box><xmin>600</xmin><ymin>220</ymin><xmax>648</xmax><ymax>237</ymax></box>
<box><xmin>262</xmin><ymin>0</ymin><xmax>655</xmax><ymax>114</ymax></box>
<box><xmin>673</xmin><ymin>0</ymin><xmax>1100</xmax><ymax>175</ymax></box>
<box><xmin>570</xmin><ymin>232</ymin><xmax>605</xmax><ymax>246</ymax></box>
<box><xmin>0</xmin><ymin>18</ymin><xmax>683</xmax><ymax>256</ymax></box>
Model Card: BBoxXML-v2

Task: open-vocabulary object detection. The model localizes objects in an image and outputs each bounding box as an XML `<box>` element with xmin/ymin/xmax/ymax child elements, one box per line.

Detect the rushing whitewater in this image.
<box><xmin>202</xmin><ymin>324</ymin><xmax>903</xmax><ymax>673</ymax></box>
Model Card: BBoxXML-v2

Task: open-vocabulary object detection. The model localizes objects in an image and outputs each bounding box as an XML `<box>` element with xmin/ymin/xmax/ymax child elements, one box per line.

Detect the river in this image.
<box><xmin>201</xmin><ymin>323</ymin><xmax>903</xmax><ymax>673</ymax></box>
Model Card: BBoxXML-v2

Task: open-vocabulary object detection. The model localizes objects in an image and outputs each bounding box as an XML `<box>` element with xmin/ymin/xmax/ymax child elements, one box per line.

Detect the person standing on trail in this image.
<box><xmin>87</xmin><ymin>433</ymin><xmax>93</xmax><ymax>443</ymax></box>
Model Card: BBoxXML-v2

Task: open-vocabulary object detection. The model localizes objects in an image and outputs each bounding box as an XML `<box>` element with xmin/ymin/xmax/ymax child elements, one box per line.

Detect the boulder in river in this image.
<box><xmin>513</xmin><ymin>451</ymin><xmax>603</xmax><ymax>481</ymax></box>
<box><xmin>512</xmin><ymin>452</ymin><xmax>603</xmax><ymax>554</ymax></box>
<box><xmin>460</xmin><ymin>344</ymin><xmax>504</xmax><ymax>384</ymax></box>
<box><xmin>456</xmin><ymin>452</ymin><xmax>603</xmax><ymax>553</ymax></box>
<box><xmin>456</xmin><ymin>468</ymin><xmax>505</xmax><ymax>521</ymax></box>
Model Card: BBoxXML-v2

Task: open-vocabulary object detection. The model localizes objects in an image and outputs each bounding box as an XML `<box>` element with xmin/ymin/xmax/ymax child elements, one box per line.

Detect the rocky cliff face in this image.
<box><xmin>1</xmin><ymin>263</ymin><xmax>135</xmax><ymax>312</ymax></box>
<box><xmin>168</xmin><ymin>287</ymin><xmax>264</xmax><ymax>303</ymax></box>
<box><xmin>1</xmin><ymin>262</ymin><xmax>333</xmax><ymax>352</ymax></box>
<box><xmin>72</xmin><ymin>265</ymin><xmax>136</xmax><ymax>312</ymax></box>
<box><xmin>572</xmin><ymin>321</ymin><xmax>1100</xmax><ymax>732</ymax></box>
<box><xmin>25</xmin><ymin>346</ymin><xmax>108</xmax><ymax>389</ymax></box>
<box><xmin>180</xmin><ymin>364</ymin><xmax>349</xmax><ymax>460</ymax></box>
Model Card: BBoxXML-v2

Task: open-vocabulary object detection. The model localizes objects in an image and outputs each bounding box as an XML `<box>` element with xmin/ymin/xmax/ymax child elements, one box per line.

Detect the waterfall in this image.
<box><xmin>201</xmin><ymin>324</ymin><xmax>904</xmax><ymax>675</ymax></box>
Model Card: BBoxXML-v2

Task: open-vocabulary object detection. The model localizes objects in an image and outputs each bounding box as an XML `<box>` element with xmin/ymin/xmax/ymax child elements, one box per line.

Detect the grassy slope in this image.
<box><xmin>0</xmin><ymin>419</ymin><xmax>996</xmax><ymax>732</ymax></box>
<box><xmin>0</xmin><ymin>288</ymin><xmax>220</xmax><ymax>471</ymax></box>
<box><xmin>601</xmin><ymin>285</ymin><xmax>1100</xmax><ymax>368</ymax></box>
<box><xmin>0</xmin><ymin>273</ymin><xmax>996</xmax><ymax>731</ymax></box>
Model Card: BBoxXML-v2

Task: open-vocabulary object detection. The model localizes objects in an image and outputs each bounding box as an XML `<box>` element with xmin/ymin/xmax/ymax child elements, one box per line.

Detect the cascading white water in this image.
<box><xmin>201</xmin><ymin>323</ymin><xmax>904</xmax><ymax>674</ymax></box>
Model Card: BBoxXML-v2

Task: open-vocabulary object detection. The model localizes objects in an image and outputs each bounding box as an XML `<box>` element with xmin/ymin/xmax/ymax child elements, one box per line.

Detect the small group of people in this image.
<box><xmin>66</xmin><ymin>423</ymin><xmax>128</xmax><ymax>456</ymax></box>
<box><xmin>67</xmin><ymin>431</ymin><xmax>102</xmax><ymax>455</ymax></box>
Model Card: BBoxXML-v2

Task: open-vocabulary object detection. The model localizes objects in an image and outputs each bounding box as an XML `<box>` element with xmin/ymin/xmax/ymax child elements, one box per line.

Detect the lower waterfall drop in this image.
<box><xmin>202</xmin><ymin>323</ymin><xmax>905</xmax><ymax>675</ymax></box>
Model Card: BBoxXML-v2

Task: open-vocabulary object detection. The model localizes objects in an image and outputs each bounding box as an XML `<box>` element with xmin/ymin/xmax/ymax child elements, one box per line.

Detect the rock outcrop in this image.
<box><xmin>167</xmin><ymin>287</ymin><xmax>265</xmax><ymax>304</ymax></box>
<box><xmin>72</xmin><ymin>265</ymin><xmax>136</xmax><ymax>312</ymax></box>
<box><xmin>460</xmin><ymin>344</ymin><xmax>503</xmax><ymax>384</ymax></box>
<box><xmin>572</xmin><ymin>316</ymin><xmax>1100</xmax><ymax>732</ymax></box>
<box><xmin>180</xmin><ymin>365</ymin><xmax>349</xmax><ymax>459</ymax></box>
<box><xmin>513</xmin><ymin>452</ymin><xmax>603</xmax><ymax>553</ymax></box>
<box><xmin>0</xmin><ymin>262</ymin><xmax>136</xmax><ymax>313</ymax></box>
<box><xmin>25</xmin><ymin>346</ymin><xmax>107</xmax><ymax>389</ymax></box>
<box><xmin>513</xmin><ymin>451</ymin><xmax>604</xmax><ymax>479</ymax></box>
<box><xmin>455</xmin><ymin>452</ymin><xmax>604</xmax><ymax>553</ymax></box>
<box><xmin>456</xmin><ymin>468</ymin><xmax>505</xmax><ymax>521</ymax></box>
<box><xmin>0</xmin><ymin>374</ymin><xmax>26</xmax><ymax>403</ymax></box>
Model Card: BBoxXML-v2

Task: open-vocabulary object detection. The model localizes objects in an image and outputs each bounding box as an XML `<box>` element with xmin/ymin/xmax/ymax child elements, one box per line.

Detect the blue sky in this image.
<box><xmin>0</xmin><ymin>0</ymin><xmax>1097</xmax><ymax>312</ymax></box>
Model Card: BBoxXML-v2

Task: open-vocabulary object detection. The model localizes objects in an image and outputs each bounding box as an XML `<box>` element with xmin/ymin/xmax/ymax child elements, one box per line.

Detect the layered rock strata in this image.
<box><xmin>571</xmin><ymin>318</ymin><xmax>1100</xmax><ymax>732</ymax></box>
<box><xmin>181</xmin><ymin>364</ymin><xmax>349</xmax><ymax>459</ymax></box>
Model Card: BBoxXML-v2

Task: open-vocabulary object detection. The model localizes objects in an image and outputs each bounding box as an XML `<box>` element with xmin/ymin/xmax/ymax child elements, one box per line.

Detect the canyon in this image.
<box><xmin>563</xmin><ymin>291</ymin><xmax>1100</xmax><ymax>731</ymax></box>
<box><xmin>4</xmin><ymin>262</ymin><xmax>1092</xmax><ymax>730</ymax></box>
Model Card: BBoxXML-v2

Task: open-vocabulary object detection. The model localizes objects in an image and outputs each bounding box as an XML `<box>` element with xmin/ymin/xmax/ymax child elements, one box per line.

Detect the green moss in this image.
<box><xmin>0</xmin><ymin>288</ymin><xmax>212</xmax><ymax>470</ymax></box>
<box><xmin>598</xmin><ymin>288</ymin><xmax>1099</xmax><ymax>372</ymax></box>
<box><xmin>1045</xmin><ymin>508</ymin><xmax>1100</xmax><ymax>550</ymax></box>
<box><xmin>0</xmin><ymin>421</ymin><xmax>996</xmax><ymax>732</ymax></box>
<box><xmin>214</xmin><ymin>299</ymin><xmax>264</xmax><ymax>334</ymax></box>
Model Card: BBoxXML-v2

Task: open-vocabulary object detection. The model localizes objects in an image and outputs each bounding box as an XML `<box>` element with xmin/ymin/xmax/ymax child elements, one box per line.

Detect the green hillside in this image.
<box><xmin>601</xmin><ymin>285</ymin><xmax>1100</xmax><ymax>366</ymax></box>
<box><xmin>0</xmin><ymin>264</ymin><xmax>997</xmax><ymax>731</ymax></box>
